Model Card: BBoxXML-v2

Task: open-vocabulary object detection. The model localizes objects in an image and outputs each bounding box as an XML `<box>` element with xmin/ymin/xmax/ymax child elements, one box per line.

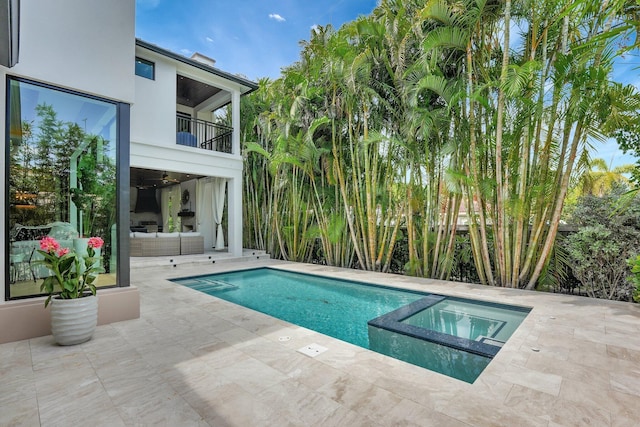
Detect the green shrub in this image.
<box><xmin>562</xmin><ymin>187</ymin><xmax>640</xmax><ymax>301</ymax></box>
<box><xmin>563</xmin><ymin>226</ymin><xmax>634</xmax><ymax>300</ymax></box>
<box><xmin>627</xmin><ymin>255</ymin><xmax>640</xmax><ymax>303</ymax></box>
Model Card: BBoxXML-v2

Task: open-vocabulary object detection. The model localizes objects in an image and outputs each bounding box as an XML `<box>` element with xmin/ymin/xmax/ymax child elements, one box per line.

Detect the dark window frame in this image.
<box><xmin>4</xmin><ymin>76</ymin><xmax>130</xmax><ymax>301</ymax></box>
<box><xmin>135</xmin><ymin>57</ymin><xmax>155</xmax><ymax>80</ymax></box>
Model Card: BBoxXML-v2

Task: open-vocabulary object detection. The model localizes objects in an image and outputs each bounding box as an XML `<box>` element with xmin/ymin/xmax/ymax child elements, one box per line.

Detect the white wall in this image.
<box><xmin>130</xmin><ymin>52</ymin><xmax>177</xmax><ymax>146</ymax></box>
<box><xmin>131</xmin><ymin>47</ymin><xmax>246</xmax><ymax>153</ymax></box>
<box><xmin>3</xmin><ymin>0</ymin><xmax>135</xmax><ymax>103</ymax></box>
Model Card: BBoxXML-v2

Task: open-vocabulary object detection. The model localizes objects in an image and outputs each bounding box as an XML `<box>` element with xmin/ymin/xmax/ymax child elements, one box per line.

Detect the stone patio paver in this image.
<box><xmin>1</xmin><ymin>258</ymin><xmax>640</xmax><ymax>426</ymax></box>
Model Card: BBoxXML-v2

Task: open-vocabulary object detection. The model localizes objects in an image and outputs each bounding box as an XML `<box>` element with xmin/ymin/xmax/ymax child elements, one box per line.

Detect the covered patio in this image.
<box><xmin>130</xmin><ymin>167</ymin><xmax>234</xmax><ymax>254</ymax></box>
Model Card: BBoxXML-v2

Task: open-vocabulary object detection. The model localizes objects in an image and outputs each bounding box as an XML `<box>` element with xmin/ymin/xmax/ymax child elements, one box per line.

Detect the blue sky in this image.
<box><xmin>136</xmin><ymin>0</ymin><xmax>639</xmax><ymax>168</ymax></box>
<box><xmin>136</xmin><ymin>0</ymin><xmax>378</xmax><ymax>80</ymax></box>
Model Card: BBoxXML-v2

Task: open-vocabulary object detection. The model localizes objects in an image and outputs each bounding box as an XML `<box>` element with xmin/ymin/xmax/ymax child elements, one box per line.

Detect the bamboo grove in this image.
<box><xmin>240</xmin><ymin>0</ymin><xmax>640</xmax><ymax>289</ymax></box>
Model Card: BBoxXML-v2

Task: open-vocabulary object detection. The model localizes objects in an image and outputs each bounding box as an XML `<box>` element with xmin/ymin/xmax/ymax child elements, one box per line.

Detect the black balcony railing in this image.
<box><xmin>176</xmin><ymin>115</ymin><xmax>233</xmax><ymax>154</ymax></box>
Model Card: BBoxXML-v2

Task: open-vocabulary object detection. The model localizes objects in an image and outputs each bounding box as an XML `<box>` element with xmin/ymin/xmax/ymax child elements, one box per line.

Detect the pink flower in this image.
<box><xmin>40</xmin><ymin>236</ymin><xmax>60</xmax><ymax>253</ymax></box>
<box><xmin>56</xmin><ymin>247</ymin><xmax>70</xmax><ymax>257</ymax></box>
<box><xmin>87</xmin><ymin>237</ymin><xmax>104</xmax><ymax>249</ymax></box>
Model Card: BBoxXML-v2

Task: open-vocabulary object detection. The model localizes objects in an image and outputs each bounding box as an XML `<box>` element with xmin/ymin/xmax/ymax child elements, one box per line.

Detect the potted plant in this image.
<box><xmin>35</xmin><ymin>236</ymin><xmax>104</xmax><ymax>345</ymax></box>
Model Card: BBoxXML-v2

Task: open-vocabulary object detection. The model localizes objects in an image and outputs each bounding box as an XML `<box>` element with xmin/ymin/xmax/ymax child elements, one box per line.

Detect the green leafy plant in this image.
<box><xmin>35</xmin><ymin>236</ymin><xmax>104</xmax><ymax>307</ymax></box>
<box><xmin>627</xmin><ymin>255</ymin><xmax>640</xmax><ymax>303</ymax></box>
<box><xmin>561</xmin><ymin>187</ymin><xmax>640</xmax><ymax>301</ymax></box>
<box><xmin>563</xmin><ymin>226</ymin><xmax>633</xmax><ymax>300</ymax></box>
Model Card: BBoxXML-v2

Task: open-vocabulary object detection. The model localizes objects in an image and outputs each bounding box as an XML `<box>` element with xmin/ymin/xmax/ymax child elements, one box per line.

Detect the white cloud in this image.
<box><xmin>269</xmin><ymin>13</ymin><xmax>285</xmax><ymax>22</ymax></box>
<box><xmin>180</xmin><ymin>48</ymin><xmax>193</xmax><ymax>56</ymax></box>
<box><xmin>205</xmin><ymin>37</ymin><xmax>214</xmax><ymax>43</ymax></box>
<box><xmin>310</xmin><ymin>24</ymin><xmax>319</xmax><ymax>33</ymax></box>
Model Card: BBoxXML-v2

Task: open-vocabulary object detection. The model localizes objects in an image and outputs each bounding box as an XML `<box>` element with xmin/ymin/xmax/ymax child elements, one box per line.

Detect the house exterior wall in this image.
<box><xmin>3</xmin><ymin>0</ymin><xmax>135</xmax><ymax>103</ymax></box>
<box><xmin>0</xmin><ymin>0</ymin><xmax>138</xmax><ymax>331</ymax></box>
<box><xmin>131</xmin><ymin>48</ymin><xmax>246</xmax><ymax>257</ymax></box>
<box><xmin>131</xmin><ymin>51</ymin><xmax>177</xmax><ymax>147</ymax></box>
<box><xmin>1</xmin><ymin>0</ymin><xmax>135</xmax><ymax>303</ymax></box>
<box><xmin>1</xmin><ymin>0</ymin><xmax>251</xmax><ymax>341</ymax></box>
<box><xmin>131</xmin><ymin>47</ymin><xmax>245</xmax><ymax>153</ymax></box>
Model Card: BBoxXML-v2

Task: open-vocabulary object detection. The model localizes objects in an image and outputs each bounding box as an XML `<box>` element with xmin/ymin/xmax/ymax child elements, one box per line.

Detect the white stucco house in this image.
<box><xmin>0</xmin><ymin>0</ymin><xmax>257</xmax><ymax>343</ymax></box>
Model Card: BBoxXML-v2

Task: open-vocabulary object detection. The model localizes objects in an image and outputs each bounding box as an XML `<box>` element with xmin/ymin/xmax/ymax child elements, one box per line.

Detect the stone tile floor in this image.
<box><xmin>2</xmin><ymin>259</ymin><xmax>640</xmax><ymax>426</ymax></box>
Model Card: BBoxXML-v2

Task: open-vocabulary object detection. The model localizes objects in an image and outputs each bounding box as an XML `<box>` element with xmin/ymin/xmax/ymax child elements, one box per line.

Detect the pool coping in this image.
<box><xmin>368</xmin><ymin>295</ymin><xmax>501</xmax><ymax>358</ymax></box>
<box><xmin>5</xmin><ymin>258</ymin><xmax>640</xmax><ymax>426</ymax></box>
<box><xmin>175</xmin><ymin>266</ymin><xmax>532</xmax><ymax>360</ymax></box>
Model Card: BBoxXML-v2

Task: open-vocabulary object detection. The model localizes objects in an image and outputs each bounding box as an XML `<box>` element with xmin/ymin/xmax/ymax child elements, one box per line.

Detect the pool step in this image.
<box><xmin>179</xmin><ymin>278</ymin><xmax>239</xmax><ymax>292</ymax></box>
<box><xmin>130</xmin><ymin>249</ymin><xmax>270</xmax><ymax>269</ymax></box>
<box><xmin>477</xmin><ymin>336</ymin><xmax>506</xmax><ymax>347</ymax></box>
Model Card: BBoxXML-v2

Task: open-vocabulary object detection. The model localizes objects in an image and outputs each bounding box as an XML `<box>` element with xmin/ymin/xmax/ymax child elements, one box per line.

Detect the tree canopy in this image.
<box><xmin>240</xmin><ymin>0</ymin><xmax>640</xmax><ymax>291</ymax></box>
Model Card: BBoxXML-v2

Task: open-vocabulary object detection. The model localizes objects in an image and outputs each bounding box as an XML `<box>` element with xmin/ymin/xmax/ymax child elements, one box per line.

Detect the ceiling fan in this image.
<box><xmin>135</xmin><ymin>172</ymin><xmax>180</xmax><ymax>188</ymax></box>
<box><xmin>159</xmin><ymin>172</ymin><xmax>180</xmax><ymax>184</ymax></box>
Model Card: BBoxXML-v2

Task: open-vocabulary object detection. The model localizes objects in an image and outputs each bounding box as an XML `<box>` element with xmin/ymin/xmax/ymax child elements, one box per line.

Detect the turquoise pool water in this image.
<box><xmin>173</xmin><ymin>268</ymin><xmax>529</xmax><ymax>382</ymax></box>
<box><xmin>174</xmin><ymin>268</ymin><xmax>424</xmax><ymax>347</ymax></box>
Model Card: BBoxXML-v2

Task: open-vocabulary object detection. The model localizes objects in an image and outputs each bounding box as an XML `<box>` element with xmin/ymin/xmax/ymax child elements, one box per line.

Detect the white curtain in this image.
<box><xmin>161</xmin><ymin>188</ymin><xmax>171</xmax><ymax>231</ymax></box>
<box><xmin>171</xmin><ymin>185</ymin><xmax>181</xmax><ymax>230</ymax></box>
<box><xmin>211</xmin><ymin>178</ymin><xmax>226</xmax><ymax>249</ymax></box>
<box><xmin>196</xmin><ymin>178</ymin><xmax>213</xmax><ymax>249</ymax></box>
<box><xmin>161</xmin><ymin>185</ymin><xmax>182</xmax><ymax>232</ymax></box>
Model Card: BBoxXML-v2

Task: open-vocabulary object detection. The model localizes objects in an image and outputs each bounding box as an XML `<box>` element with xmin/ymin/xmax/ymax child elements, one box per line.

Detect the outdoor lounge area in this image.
<box><xmin>129</xmin><ymin>232</ymin><xmax>205</xmax><ymax>257</ymax></box>
<box><xmin>2</xmin><ymin>258</ymin><xmax>639</xmax><ymax>426</ymax></box>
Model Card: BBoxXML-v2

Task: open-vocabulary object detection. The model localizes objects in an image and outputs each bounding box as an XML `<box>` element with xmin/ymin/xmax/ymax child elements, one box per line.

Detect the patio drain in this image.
<box><xmin>297</xmin><ymin>343</ymin><xmax>328</xmax><ymax>358</ymax></box>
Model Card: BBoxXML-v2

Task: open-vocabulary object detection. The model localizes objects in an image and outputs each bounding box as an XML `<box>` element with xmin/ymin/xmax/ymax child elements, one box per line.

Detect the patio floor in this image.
<box><xmin>2</xmin><ymin>259</ymin><xmax>640</xmax><ymax>426</ymax></box>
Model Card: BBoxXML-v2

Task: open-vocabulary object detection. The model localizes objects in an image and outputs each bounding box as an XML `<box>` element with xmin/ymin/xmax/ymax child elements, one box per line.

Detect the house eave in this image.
<box><xmin>135</xmin><ymin>38</ymin><xmax>258</xmax><ymax>95</ymax></box>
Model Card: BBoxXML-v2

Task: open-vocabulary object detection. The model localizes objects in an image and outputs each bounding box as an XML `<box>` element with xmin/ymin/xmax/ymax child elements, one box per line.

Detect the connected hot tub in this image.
<box><xmin>174</xmin><ymin>268</ymin><xmax>531</xmax><ymax>383</ymax></box>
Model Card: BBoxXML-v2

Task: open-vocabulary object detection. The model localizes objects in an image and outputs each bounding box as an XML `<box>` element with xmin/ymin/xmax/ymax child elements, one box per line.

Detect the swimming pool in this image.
<box><xmin>172</xmin><ymin>268</ymin><xmax>530</xmax><ymax>382</ymax></box>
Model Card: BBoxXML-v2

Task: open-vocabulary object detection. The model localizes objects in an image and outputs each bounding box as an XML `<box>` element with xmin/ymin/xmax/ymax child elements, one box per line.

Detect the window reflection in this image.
<box><xmin>135</xmin><ymin>57</ymin><xmax>155</xmax><ymax>80</ymax></box>
<box><xmin>7</xmin><ymin>78</ymin><xmax>118</xmax><ymax>298</ymax></box>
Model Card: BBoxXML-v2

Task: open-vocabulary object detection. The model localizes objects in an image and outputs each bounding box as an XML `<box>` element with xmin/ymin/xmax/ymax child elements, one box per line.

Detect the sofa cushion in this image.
<box><xmin>180</xmin><ymin>232</ymin><xmax>202</xmax><ymax>237</ymax></box>
<box><xmin>133</xmin><ymin>232</ymin><xmax>156</xmax><ymax>238</ymax></box>
<box><xmin>158</xmin><ymin>232</ymin><xmax>180</xmax><ymax>238</ymax></box>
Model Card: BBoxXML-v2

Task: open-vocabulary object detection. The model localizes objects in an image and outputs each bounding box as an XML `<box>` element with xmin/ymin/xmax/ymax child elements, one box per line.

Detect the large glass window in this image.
<box><xmin>7</xmin><ymin>78</ymin><xmax>118</xmax><ymax>299</ymax></box>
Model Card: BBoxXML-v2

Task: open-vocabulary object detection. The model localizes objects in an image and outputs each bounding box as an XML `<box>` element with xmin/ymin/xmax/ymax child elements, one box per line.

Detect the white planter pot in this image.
<box><xmin>50</xmin><ymin>296</ymin><xmax>98</xmax><ymax>345</ymax></box>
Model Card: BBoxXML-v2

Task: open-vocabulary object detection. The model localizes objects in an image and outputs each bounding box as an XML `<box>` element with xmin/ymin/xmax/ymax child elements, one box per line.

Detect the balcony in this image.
<box><xmin>176</xmin><ymin>115</ymin><xmax>233</xmax><ymax>154</ymax></box>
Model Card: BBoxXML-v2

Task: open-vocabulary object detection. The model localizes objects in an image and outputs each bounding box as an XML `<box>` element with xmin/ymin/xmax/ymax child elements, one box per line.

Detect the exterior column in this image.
<box><xmin>232</xmin><ymin>90</ymin><xmax>241</xmax><ymax>156</ymax></box>
<box><xmin>227</xmin><ymin>175</ymin><xmax>243</xmax><ymax>257</ymax></box>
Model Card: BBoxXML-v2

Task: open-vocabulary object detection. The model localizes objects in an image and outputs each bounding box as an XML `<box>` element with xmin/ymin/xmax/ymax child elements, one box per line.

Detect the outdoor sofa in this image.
<box><xmin>129</xmin><ymin>232</ymin><xmax>204</xmax><ymax>257</ymax></box>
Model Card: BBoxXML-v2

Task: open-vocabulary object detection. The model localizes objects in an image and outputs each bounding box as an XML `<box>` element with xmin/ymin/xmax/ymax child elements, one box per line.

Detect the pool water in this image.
<box><xmin>402</xmin><ymin>299</ymin><xmax>528</xmax><ymax>344</ymax></box>
<box><xmin>173</xmin><ymin>268</ymin><xmax>530</xmax><ymax>383</ymax></box>
<box><xmin>175</xmin><ymin>268</ymin><xmax>424</xmax><ymax>347</ymax></box>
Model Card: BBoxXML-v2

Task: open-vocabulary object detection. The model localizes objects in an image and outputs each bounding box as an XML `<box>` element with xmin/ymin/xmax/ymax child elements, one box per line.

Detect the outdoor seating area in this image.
<box><xmin>129</xmin><ymin>232</ymin><xmax>204</xmax><ymax>257</ymax></box>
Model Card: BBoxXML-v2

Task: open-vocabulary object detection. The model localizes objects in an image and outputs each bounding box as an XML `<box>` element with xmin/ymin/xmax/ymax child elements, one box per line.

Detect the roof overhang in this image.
<box><xmin>135</xmin><ymin>38</ymin><xmax>258</xmax><ymax>96</ymax></box>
